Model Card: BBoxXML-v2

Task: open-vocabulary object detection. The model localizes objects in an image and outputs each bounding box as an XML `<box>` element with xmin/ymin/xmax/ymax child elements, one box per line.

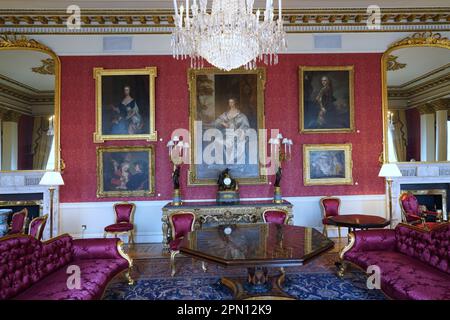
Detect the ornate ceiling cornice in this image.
<box><xmin>0</xmin><ymin>8</ymin><xmax>449</xmax><ymax>34</ymax></box>
<box><xmin>388</xmin><ymin>72</ymin><xmax>450</xmax><ymax>98</ymax></box>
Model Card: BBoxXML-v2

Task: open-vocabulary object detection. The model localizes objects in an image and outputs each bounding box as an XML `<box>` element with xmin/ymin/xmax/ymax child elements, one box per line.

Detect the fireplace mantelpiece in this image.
<box><xmin>0</xmin><ymin>171</ymin><xmax>60</xmax><ymax>239</ymax></box>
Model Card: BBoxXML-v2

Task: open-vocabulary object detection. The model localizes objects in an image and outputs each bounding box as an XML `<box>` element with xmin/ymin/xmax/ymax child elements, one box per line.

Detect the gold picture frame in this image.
<box><xmin>93</xmin><ymin>67</ymin><xmax>157</xmax><ymax>143</ymax></box>
<box><xmin>303</xmin><ymin>144</ymin><xmax>353</xmax><ymax>186</ymax></box>
<box><xmin>299</xmin><ymin>66</ymin><xmax>354</xmax><ymax>133</ymax></box>
<box><xmin>97</xmin><ymin>145</ymin><xmax>155</xmax><ymax>198</ymax></box>
<box><xmin>187</xmin><ymin>67</ymin><xmax>267</xmax><ymax>186</ymax></box>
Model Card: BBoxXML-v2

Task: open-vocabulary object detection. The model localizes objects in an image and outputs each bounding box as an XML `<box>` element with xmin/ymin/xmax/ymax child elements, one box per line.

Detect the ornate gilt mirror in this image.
<box><xmin>382</xmin><ymin>32</ymin><xmax>450</xmax><ymax>163</ymax></box>
<box><xmin>0</xmin><ymin>35</ymin><xmax>60</xmax><ymax>171</ymax></box>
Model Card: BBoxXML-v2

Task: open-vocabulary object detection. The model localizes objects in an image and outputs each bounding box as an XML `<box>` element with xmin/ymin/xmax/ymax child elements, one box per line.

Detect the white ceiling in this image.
<box><xmin>0</xmin><ymin>50</ymin><xmax>55</xmax><ymax>91</ymax></box>
<box><xmin>1</xmin><ymin>0</ymin><xmax>449</xmax><ymax>9</ymax></box>
<box><xmin>387</xmin><ymin>47</ymin><xmax>450</xmax><ymax>87</ymax></box>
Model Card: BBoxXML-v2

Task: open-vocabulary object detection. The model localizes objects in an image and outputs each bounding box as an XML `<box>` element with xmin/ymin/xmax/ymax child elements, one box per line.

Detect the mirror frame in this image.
<box><xmin>0</xmin><ymin>34</ymin><xmax>61</xmax><ymax>172</ymax></box>
<box><xmin>382</xmin><ymin>31</ymin><xmax>450</xmax><ymax>164</ymax></box>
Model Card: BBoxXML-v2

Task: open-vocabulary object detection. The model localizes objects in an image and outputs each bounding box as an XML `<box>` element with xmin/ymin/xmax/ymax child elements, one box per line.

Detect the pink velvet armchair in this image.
<box><xmin>320</xmin><ymin>197</ymin><xmax>342</xmax><ymax>238</ymax></box>
<box><xmin>168</xmin><ymin>211</ymin><xmax>197</xmax><ymax>277</ymax></box>
<box><xmin>104</xmin><ymin>202</ymin><xmax>136</xmax><ymax>244</ymax></box>
<box><xmin>28</xmin><ymin>215</ymin><xmax>48</xmax><ymax>241</ymax></box>
<box><xmin>399</xmin><ymin>192</ymin><xmax>438</xmax><ymax>225</ymax></box>
<box><xmin>262</xmin><ymin>209</ymin><xmax>289</xmax><ymax>224</ymax></box>
<box><xmin>8</xmin><ymin>208</ymin><xmax>28</xmax><ymax>235</ymax></box>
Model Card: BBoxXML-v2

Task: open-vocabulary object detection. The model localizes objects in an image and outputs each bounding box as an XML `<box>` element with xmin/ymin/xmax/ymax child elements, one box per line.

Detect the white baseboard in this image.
<box><xmin>60</xmin><ymin>194</ymin><xmax>386</xmax><ymax>243</ymax></box>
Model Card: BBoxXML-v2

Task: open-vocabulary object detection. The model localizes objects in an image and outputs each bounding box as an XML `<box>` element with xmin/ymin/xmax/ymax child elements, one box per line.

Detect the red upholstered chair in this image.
<box><xmin>262</xmin><ymin>209</ymin><xmax>288</xmax><ymax>224</ymax></box>
<box><xmin>320</xmin><ymin>197</ymin><xmax>342</xmax><ymax>238</ymax></box>
<box><xmin>8</xmin><ymin>208</ymin><xmax>28</xmax><ymax>235</ymax></box>
<box><xmin>399</xmin><ymin>192</ymin><xmax>438</xmax><ymax>225</ymax></box>
<box><xmin>28</xmin><ymin>214</ymin><xmax>48</xmax><ymax>241</ymax></box>
<box><xmin>104</xmin><ymin>202</ymin><xmax>136</xmax><ymax>244</ymax></box>
<box><xmin>168</xmin><ymin>211</ymin><xmax>196</xmax><ymax>277</ymax></box>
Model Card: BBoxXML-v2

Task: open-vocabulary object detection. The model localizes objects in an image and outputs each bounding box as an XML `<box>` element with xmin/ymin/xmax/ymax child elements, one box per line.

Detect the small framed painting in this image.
<box><xmin>299</xmin><ymin>66</ymin><xmax>354</xmax><ymax>133</ymax></box>
<box><xmin>303</xmin><ymin>144</ymin><xmax>353</xmax><ymax>186</ymax></box>
<box><xmin>93</xmin><ymin>67</ymin><xmax>157</xmax><ymax>142</ymax></box>
<box><xmin>97</xmin><ymin>146</ymin><xmax>155</xmax><ymax>198</ymax></box>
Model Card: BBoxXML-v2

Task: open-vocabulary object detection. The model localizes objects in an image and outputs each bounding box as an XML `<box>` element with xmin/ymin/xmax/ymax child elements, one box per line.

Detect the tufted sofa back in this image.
<box><xmin>0</xmin><ymin>234</ymin><xmax>73</xmax><ymax>300</ymax></box>
<box><xmin>395</xmin><ymin>223</ymin><xmax>450</xmax><ymax>275</ymax></box>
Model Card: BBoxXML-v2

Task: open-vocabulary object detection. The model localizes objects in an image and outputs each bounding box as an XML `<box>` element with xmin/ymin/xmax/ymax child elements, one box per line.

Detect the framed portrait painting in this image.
<box><xmin>188</xmin><ymin>68</ymin><xmax>267</xmax><ymax>185</ymax></box>
<box><xmin>93</xmin><ymin>67</ymin><xmax>157</xmax><ymax>142</ymax></box>
<box><xmin>299</xmin><ymin>66</ymin><xmax>354</xmax><ymax>133</ymax></box>
<box><xmin>303</xmin><ymin>144</ymin><xmax>353</xmax><ymax>186</ymax></box>
<box><xmin>97</xmin><ymin>146</ymin><xmax>155</xmax><ymax>198</ymax></box>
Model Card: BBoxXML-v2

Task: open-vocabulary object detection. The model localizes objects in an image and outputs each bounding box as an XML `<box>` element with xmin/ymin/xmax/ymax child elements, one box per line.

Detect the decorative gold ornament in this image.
<box><xmin>386</xmin><ymin>55</ymin><xmax>407</xmax><ymax>71</ymax></box>
<box><xmin>31</xmin><ymin>58</ymin><xmax>55</xmax><ymax>75</ymax></box>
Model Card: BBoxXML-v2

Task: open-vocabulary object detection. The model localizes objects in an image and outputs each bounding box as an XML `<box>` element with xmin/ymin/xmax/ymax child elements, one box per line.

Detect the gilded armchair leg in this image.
<box><xmin>129</xmin><ymin>231</ymin><xmax>135</xmax><ymax>244</ymax></box>
<box><xmin>323</xmin><ymin>225</ymin><xmax>328</xmax><ymax>237</ymax></box>
<box><xmin>338</xmin><ymin>227</ymin><xmax>341</xmax><ymax>239</ymax></box>
<box><xmin>170</xmin><ymin>251</ymin><xmax>179</xmax><ymax>277</ymax></box>
<box><xmin>201</xmin><ymin>261</ymin><xmax>208</xmax><ymax>273</ymax></box>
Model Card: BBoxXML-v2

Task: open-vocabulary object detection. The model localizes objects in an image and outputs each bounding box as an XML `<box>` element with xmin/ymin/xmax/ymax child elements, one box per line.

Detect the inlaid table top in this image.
<box><xmin>179</xmin><ymin>223</ymin><xmax>334</xmax><ymax>267</ymax></box>
<box><xmin>328</xmin><ymin>214</ymin><xmax>390</xmax><ymax>229</ymax></box>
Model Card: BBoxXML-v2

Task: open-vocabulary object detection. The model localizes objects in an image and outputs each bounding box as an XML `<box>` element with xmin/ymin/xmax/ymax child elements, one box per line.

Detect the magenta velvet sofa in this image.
<box><xmin>339</xmin><ymin>222</ymin><xmax>450</xmax><ymax>300</ymax></box>
<box><xmin>0</xmin><ymin>233</ymin><xmax>133</xmax><ymax>300</ymax></box>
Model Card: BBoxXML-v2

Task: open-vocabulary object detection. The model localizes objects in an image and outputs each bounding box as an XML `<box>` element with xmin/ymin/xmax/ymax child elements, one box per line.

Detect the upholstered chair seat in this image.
<box><xmin>8</xmin><ymin>208</ymin><xmax>28</xmax><ymax>235</ymax></box>
<box><xmin>104</xmin><ymin>223</ymin><xmax>134</xmax><ymax>233</ymax></box>
<box><xmin>28</xmin><ymin>215</ymin><xmax>48</xmax><ymax>241</ymax></box>
<box><xmin>262</xmin><ymin>209</ymin><xmax>288</xmax><ymax>224</ymax></box>
<box><xmin>320</xmin><ymin>197</ymin><xmax>342</xmax><ymax>238</ymax></box>
<box><xmin>104</xmin><ymin>202</ymin><xmax>136</xmax><ymax>244</ymax></box>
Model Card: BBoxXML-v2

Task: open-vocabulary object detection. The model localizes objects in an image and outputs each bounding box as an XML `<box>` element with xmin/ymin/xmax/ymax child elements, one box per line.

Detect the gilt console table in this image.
<box><xmin>161</xmin><ymin>200</ymin><xmax>293</xmax><ymax>252</ymax></box>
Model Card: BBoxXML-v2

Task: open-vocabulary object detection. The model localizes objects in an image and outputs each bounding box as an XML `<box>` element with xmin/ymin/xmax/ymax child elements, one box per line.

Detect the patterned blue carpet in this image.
<box><xmin>103</xmin><ymin>272</ymin><xmax>385</xmax><ymax>300</ymax></box>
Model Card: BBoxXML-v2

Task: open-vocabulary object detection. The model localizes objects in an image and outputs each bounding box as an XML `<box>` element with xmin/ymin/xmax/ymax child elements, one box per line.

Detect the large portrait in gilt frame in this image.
<box><xmin>299</xmin><ymin>66</ymin><xmax>354</xmax><ymax>133</ymax></box>
<box><xmin>188</xmin><ymin>68</ymin><xmax>267</xmax><ymax>185</ymax></box>
<box><xmin>97</xmin><ymin>146</ymin><xmax>155</xmax><ymax>198</ymax></box>
<box><xmin>93</xmin><ymin>67</ymin><xmax>157</xmax><ymax>143</ymax></box>
<box><xmin>303</xmin><ymin>144</ymin><xmax>353</xmax><ymax>186</ymax></box>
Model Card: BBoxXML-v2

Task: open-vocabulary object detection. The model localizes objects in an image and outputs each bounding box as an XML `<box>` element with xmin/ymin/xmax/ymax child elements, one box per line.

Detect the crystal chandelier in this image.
<box><xmin>171</xmin><ymin>0</ymin><xmax>287</xmax><ymax>71</ymax></box>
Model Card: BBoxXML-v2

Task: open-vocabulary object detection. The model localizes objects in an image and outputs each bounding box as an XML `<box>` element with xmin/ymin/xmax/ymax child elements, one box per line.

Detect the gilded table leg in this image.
<box><xmin>220</xmin><ymin>267</ymin><xmax>293</xmax><ymax>300</ymax></box>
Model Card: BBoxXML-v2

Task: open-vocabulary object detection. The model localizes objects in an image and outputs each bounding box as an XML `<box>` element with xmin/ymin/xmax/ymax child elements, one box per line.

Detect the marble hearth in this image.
<box><xmin>0</xmin><ymin>171</ymin><xmax>61</xmax><ymax>240</ymax></box>
<box><xmin>389</xmin><ymin>162</ymin><xmax>450</xmax><ymax>225</ymax></box>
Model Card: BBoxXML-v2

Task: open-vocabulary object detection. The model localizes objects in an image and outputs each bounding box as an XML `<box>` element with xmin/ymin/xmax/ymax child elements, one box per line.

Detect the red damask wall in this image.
<box><xmin>60</xmin><ymin>53</ymin><xmax>384</xmax><ymax>202</ymax></box>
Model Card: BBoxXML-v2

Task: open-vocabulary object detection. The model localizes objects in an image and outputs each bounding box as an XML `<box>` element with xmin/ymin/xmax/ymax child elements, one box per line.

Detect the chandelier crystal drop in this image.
<box><xmin>171</xmin><ymin>0</ymin><xmax>287</xmax><ymax>71</ymax></box>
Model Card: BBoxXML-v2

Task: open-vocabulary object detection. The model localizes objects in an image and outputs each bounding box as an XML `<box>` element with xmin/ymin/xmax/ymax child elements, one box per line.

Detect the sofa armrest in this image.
<box><xmin>340</xmin><ymin>229</ymin><xmax>396</xmax><ymax>260</ymax></box>
<box><xmin>72</xmin><ymin>238</ymin><xmax>132</xmax><ymax>267</ymax></box>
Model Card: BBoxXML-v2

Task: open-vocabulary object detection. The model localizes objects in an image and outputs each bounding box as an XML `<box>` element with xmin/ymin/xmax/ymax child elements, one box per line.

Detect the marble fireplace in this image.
<box><xmin>390</xmin><ymin>162</ymin><xmax>450</xmax><ymax>226</ymax></box>
<box><xmin>0</xmin><ymin>171</ymin><xmax>61</xmax><ymax>239</ymax></box>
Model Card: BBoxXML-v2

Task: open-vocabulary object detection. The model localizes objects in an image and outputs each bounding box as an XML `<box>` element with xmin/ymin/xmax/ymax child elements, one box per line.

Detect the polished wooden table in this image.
<box><xmin>328</xmin><ymin>214</ymin><xmax>390</xmax><ymax>232</ymax></box>
<box><xmin>180</xmin><ymin>223</ymin><xmax>334</xmax><ymax>299</ymax></box>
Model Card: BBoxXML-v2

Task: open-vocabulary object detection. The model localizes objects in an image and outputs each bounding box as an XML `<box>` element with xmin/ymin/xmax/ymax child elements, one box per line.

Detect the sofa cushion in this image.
<box><xmin>347</xmin><ymin>250</ymin><xmax>450</xmax><ymax>300</ymax></box>
<box><xmin>0</xmin><ymin>236</ymin><xmax>42</xmax><ymax>300</ymax></box>
<box><xmin>396</xmin><ymin>223</ymin><xmax>450</xmax><ymax>275</ymax></box>
<box><xmin>14</xmin><ymin>259</ymin><xmax>128</xmax><ymax>300</ymax></box>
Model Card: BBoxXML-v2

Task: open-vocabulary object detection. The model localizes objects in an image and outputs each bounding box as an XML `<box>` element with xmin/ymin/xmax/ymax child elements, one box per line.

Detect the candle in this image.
<box><xmin>186</xmin><ymin>0</ymin><xmax>189</xmax><ymax>27</ymax></box>
<box><xmin>278</xmin><ymin>0</ymin><xmax>282</xmax><ymax>20</ymax></box>
<box><xmin>173</xmin><ymin>0</ymin><xmax>178</xmax><ymax>16</ymax></box>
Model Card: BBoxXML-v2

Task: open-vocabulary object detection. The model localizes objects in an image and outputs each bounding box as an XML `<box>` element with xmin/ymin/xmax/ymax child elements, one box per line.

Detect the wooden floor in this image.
<box><xmin>123</xmin><ymin>237</ymin><xmax>348</xmax><ymax>260</ymax></box>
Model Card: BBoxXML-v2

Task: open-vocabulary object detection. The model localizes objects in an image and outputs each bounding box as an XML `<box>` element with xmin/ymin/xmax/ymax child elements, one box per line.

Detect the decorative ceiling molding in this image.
<box><xmin>388</xmin><ymin>72</ymin><xmax>450</xmax><ymax>98</ymax></box>
<box><xmin>31</xmin><ymin>57</ymin><xmax>55</xmax><ymax>75</ymax></box>
<box><xmin>387</xmin><ymin>55</ymin><xmax>407</xmax><ymax>71</ymax></box>
<box><xmin>0</xmin><ymin>8</ymin><xmax>449</xmax><ymax>34</ymax></box>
